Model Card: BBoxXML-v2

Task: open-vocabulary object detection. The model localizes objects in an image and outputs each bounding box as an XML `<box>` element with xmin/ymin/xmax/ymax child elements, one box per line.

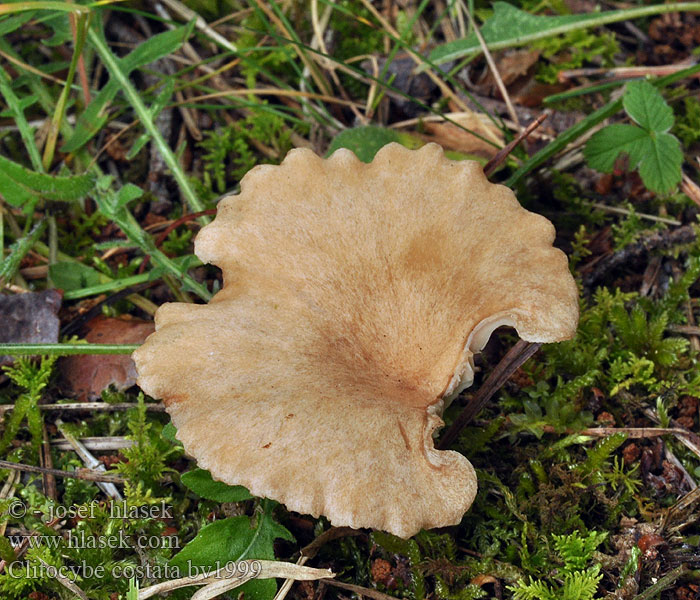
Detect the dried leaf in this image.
<box><xmin>477</xmin><ymin>49</ymin><xmax>540</xmax><ymax>94</ymax></box>
<box><xmin>59</xmin><ymin>316</ymin><xmax>154</xmax><ymax>400</ymax></box>
<box><xmin>418</xmin><ymin>113</ymin><xmax>504</xmax><ymax>158</ymax></box>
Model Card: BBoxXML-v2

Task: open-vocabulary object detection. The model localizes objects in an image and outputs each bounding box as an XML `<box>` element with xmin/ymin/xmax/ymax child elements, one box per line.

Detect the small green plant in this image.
<box><xmin>610</xmin><ymin>204</ymin><xmax>653</xmax><ymax>251</ymax></box>
<box><xmin>199</xmin><ymin>110</ymin><xmax>293</xmax><ymax>193</ymax></box>
<box><xmin>584</xmin><ymin>80</ymin><xmax>683</xmax><ymax>194</ymax></box>
<box><xmin>673</xmin><ymin>95</ymin><xmax>700</xmax><ymax>147</ymax></box>
<box><xmin>534</xmin><ymin>29</ymin><xmax>618</xmax><ymax>84</ymax></box>
<box><xmin>509</xmin><ymin>531</ymin><xmax>606</xmax><ymax>600</ymax></box>
<box><xmin>0</xmin><ymin>356</ymin><xmax>56</xmax><ymax>455</ymax></box>
<box><xmin>115</xmin><ymin>394</ymin><xmax>176</xmax><ymax>489</ymax></box>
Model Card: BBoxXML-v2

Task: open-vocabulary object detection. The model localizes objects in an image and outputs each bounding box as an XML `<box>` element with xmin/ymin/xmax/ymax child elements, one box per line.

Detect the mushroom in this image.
<box><xmin>133</xmin><ymin>143</ymin><xmax>578</xmax><ymax>538</ymax></box>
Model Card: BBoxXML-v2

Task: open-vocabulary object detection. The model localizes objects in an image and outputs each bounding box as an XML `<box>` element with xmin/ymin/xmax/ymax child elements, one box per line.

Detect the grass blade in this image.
<box><xmin>87</xmin><ymin>24</ymin><xmax>206</xmax><ymax>214</ymax></box>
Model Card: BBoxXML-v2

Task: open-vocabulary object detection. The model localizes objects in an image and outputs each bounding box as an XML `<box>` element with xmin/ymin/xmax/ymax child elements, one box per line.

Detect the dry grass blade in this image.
<box><xmin>138</xmin><ymin>560</ymin><xmax>334</xmax><ymax>600</ymax></box>
<box><xmin>464</xmin><ymin>8</ymin><xmax>521</xmax><ymax>133</ymax></box>
<box><xmin>158</xmin><ymin>0</ymin><xmax>237</xmax><ymax>53</ymax></box>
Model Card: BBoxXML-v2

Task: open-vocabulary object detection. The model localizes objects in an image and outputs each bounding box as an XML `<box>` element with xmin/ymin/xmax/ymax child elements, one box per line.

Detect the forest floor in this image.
<box><xmin>1</xmin><ymin>1</ymin><xmax>700</xmax><ymax>599</ymax></box>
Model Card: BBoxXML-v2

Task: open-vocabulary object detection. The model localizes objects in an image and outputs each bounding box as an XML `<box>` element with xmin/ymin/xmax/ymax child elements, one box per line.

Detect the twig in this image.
<box><xmin>483</xmin><ymin>114</ymin><xmax>547</xmax><ymax>177</ymax></box>
<box><xmin>581</xmin><ymin>426</ymin><xmax>700</xmax><ymax>460</ymax></box>
<box><xmin>274</xmin><ymin>528</ymin><xmax>362</xmax><ymax>600</ymax></box>
<box><xmin>438</xmin><ymin>340</ymin><xmax>541</xmax><ymax>449</ymax></box>
<box><xmin>0</xmin><ymin>402</ymin><xmax>164</xmax><ymax>416</ymax></box>
<box><xmin>587</xmin><ymin>202</ymin><xmax>681</xmax><ymax>226</ymax></box>
<box><xmin>158</xmin><ymin>0</ymin><xmax>237</xmax><ymax>53</ymax></box>
<box><xmin>631</xmin><ymin>565</ymin><xmax>687</xmax><ymax>600</ymax></box>
<box><xmin>0</xmin><ymin>459</ymin><xmax>124</xmax><ymax>483</ymax></box>
<box><xmin>40</xmin><ymin>424</ymin><xmax>57</xmax><ymax>500</ymax></box>
<box><xmin>669</xmin><ymin>324</ymin><xmax>700</xmax><ymax>336</ymax></box>
<box><xmin>642</xmin><ymin>409</ymin><xmax>700</xmax><ymax>461</ymax></box>
<box><xmin>663</xmin><ymin>486</ymin><xmax>700</xmax><ymax>531</ymax></box>
<box><xmin>322</xmin><ymin>580</ymin><xmax>397</xmax><ymax>600</ymax></box>
<box><xmin>57</xmin><ymin>420</ymin><xmax>123</xmax><ymax>500</ymax></box>
<box><xmin>681</xmin><ymin>172</ymin><xmax>700</xmax><ymax>208</ymax></box>
<box><xmin>582</xmin><ymin>225</ymin><xmax>696</xmax><ymax>288</ymax></box>
<box><xmin>39</xmin><ymin>558</ymin><xmax>89</xmax><ymax>600</ymax></box>
<box><xmin>558</xmin><ymin>61</ymin><xmax>697</xmax><ymax>82</ymax></box>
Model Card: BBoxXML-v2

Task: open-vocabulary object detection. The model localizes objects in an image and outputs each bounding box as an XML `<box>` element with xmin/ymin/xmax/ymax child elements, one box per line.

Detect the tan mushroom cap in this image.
<box><xmin>133</xmin><ymin>143</ymin><xmax>578</xmax><ymax>538</ymax></box>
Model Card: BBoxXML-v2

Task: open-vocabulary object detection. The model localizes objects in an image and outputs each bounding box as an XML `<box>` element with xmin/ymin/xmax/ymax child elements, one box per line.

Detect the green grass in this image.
<box><xmin>1</xmin><ymin>1</ymin><xmax>700</xmax><ymax>598</ymax></box>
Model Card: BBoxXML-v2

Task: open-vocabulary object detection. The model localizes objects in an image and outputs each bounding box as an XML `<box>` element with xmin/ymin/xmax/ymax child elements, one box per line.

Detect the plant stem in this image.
<box><xmin>42</xmin><ymin>12</ymin><xmax>87</xmax><ymax>170</ymax></box>
<box><xmin>88</xmin><ymin>26</ymin><xmax>206</xmax><ymax>215</ymax></box>
<box><xmin>0</xmin><ymin>344</ymin><xmax>139</xmax><ymax>356</ymax></box>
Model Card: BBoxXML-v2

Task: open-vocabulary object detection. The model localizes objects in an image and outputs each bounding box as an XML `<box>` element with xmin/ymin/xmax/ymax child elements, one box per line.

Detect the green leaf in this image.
<box><xmin>583</xmin><ymin>124</ymin><xmax>647</xmax><ymax>173</ymax></box>
<box><xmin>126</xmin><ymin>78</ymin><xmax>175</xmax><ymax>160</ymax></box>
<box><xmin>583</xmin><ymin>81</ymin><xmax>683</xmax><ymax>193</ymax></box>
<box><xmin>48</xmin><ymin>261</ymin><xmax>102</xmax><ymax>291</ymax></box>
<box><xmin>326</xmin><ymin>126</ymin><xmax>420</xmax><ymax>162</ymax></box>
<box><xmin>0</xmin><ymin>13</ymin><xmax>34</xmax><ymax>37</ymax></box>
<box><xmin>170</xmin><ymin>500</ymin><xmax>294</xmax><ymax>600</ymax></box>
<box><xmin>63</xmin><ymin>25</ymin><xmax>193</xmax><ymax>152</ymax></box>
<box><xmin>623</xmin><ymin>80</ymin><xmax>674</xmax><ymax>132</ymax></box>
<box><xmin>637</xmin><ymin>132</ymin><xmax>683</xmax><ymax>193</ymax></box>
<box><xmin>0</xmin><ymin>155</ymin><xmax>94</xmax><ymax>209</ymax></box>
<box><xmin>115</xmin><ymin>183</ymin><xmax>144</xmax><ymax>210</ymax></box>
<box><xmin>429</xmin><ymin>2</ymin><xmax>700</xmax><ymax>65</ymax></box>
<box><xmin>181</xmin><ymin>468</ymin><xmax>253</xmax><ymax>503</ymax></box>
<box><xmin>0</xmin><ymin>66</ymin><xmax>42</xmax><ymax>172</ymax></box>
<box><xmin>161</xmin><ymin>421</ymin><xmax>180</xmax><ymax>445</ymax></box>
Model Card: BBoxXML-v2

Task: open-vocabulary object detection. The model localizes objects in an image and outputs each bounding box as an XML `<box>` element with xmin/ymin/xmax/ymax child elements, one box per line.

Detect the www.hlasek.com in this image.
<box><xmin>6</xmin><ymin>560</ymin><xmax>263</xmax><ymax>581</ymax></box>
<box><xmin>7</xmin><ymin>528</ymin><xmax>179</xmax><ymax>550</ymax></box>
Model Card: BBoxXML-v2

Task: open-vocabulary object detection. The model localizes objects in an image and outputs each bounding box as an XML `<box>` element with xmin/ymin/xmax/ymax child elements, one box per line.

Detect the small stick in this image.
<box><xmin>51</xmin><ymin>436</ymin><xmax>134</xmax><ymax>451</ymax></box>
<box><xmin>57</xmin><ymin>420</ymin><xmax>123</xmax><ymax>500</ymax></box>
<box><xmin>588</xmin><ymin>201</ymin><xmax>680</xmax><ymax>226</ymax></box>
<box><xmin>323</xmin><ymin>580</ymin><xmax>397</xmax><ymax>600</ymax></box>
<box><xmin>40</xmin><ymin>424</ymin><xmax>57</xmax><ymax>500</ymax></box>
<box><xmin>483</xmin><ymin>114</ymin><xmax>548</xmax><ymax>177</ymax></box>
<box><xmin>558</xmin><ymin>61</ymin><xmax>696</xmax><ymax>82</ymax></box>
<box><xmin>0</xmin><ymin>459</ymin><xmax>124</xmax><ymax>483</ymax></box>
<box><xmin>40</xmin><ymin>558</ymin><xmax>89</xmax><ymax>600</ymax></box>
<box><xmin>663</xmin><ymin>486</ymin><xmax>700</xmax><ymax>531</ymax></box>
<box><xmin>274</xmin><ymin>527</ymin><xmax>362</xmax><ymax>600</ymax></box>
<box><xmin>438</xmin><ymin>340</ymin><xmax>541</xmax><ymax>449</ymax></box>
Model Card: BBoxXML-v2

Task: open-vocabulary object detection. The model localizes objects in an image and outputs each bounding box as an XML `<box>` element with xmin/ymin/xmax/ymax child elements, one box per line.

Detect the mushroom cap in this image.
<box><xmin>133</xmin><ymin>143</ymin><xmax>578</xmax><ymax>538</ymax></box>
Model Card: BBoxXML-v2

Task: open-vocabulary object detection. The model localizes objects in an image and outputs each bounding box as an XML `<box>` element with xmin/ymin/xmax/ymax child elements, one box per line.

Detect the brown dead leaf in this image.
<box><xmin>0</xmin><ymin>290</ymin><xmax>62</xmax><ymax>366</ymax></box>
<box><xmin>59</xmin><ymin>316</ymin><xmax>154</xmax><ymax>400</ymax></box>
<box><xmin>417</xmin><ymin>112</ymin><xmax>504</xmax><ymax>158</ymax></box>
<box><xmin>477</xmin><ymin>49</ymin><xmax>541</xmax><ymax>94</ymax></box>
